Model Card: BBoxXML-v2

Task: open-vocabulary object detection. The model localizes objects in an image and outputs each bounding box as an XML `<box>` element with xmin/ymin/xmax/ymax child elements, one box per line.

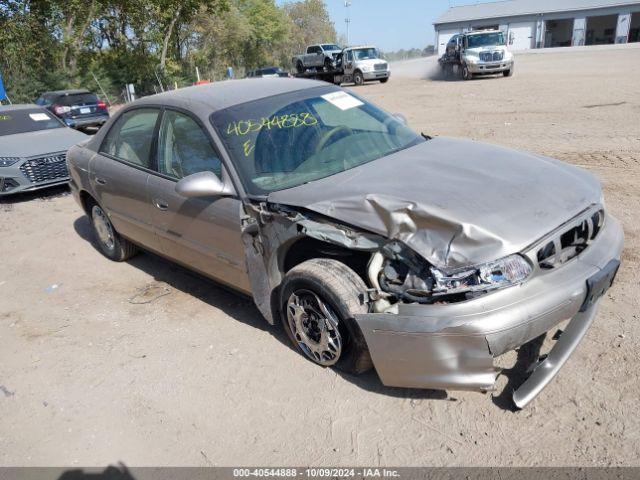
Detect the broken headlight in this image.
<box><xmin>430</xmin><ymin>254</ymin><xmax>532</xmax><ymax>296</ymax></box>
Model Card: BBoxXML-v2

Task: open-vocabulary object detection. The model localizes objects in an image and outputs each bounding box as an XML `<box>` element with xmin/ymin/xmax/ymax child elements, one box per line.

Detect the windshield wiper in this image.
<box><xmin>421</xmin><ymin>132</ymin><xmax>433</xmax><ymax>141</ymax></box>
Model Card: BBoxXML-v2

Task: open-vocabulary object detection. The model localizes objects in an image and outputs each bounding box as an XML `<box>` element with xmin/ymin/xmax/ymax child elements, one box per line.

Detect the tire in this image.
<box><xmin>296</xmin><ymin>61</ymin><xmax>304</xmax><ymax>74</ymax></box>
<box><xmin>353</xmin><ymin>70</ymin><xmax>365</xmax><ymax>86</ymax></box>
<box><xmin>380</xmin><ymin>77</ymin><xmax>389</xmax><ymax>84</ymax></box>
<box><xmin>280</xmin><ymin>258</ymin><xmax>373</xmax><ymax>375</ymax></box>
<box><xmin>324</xmin><ymin>58</ymin><xmax>333</xmax><ymax>72</ymax></box>
<box><xmin>462</xmin><ymin>64</ymin><xmax>473</xmax><ymax>80</ymax></box>
<box><xmin>503</xmin><ymin>66</ymin><xmax>514</xmax><ymax>77</ymax></box>
<box><xmin>88</xmin><ymin>200</ymin><xmax>138</xmax><ymax>262</ymax></box>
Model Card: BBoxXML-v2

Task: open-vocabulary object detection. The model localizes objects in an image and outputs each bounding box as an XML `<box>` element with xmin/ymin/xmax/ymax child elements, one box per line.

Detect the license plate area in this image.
<box><xmin>80</xmin><ymin>107</ymin><xmax>91</xmax><ymax>114</ymax></box>
<box><xmin>580</xmin><ymin>259</ymin><xmax>620</xmax><ymax>312</ymax></box>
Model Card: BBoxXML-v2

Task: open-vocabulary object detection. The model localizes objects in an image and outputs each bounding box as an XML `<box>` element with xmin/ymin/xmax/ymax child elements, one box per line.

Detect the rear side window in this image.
<box><xmin>100</xmin><ymin>108</ymin><xmax>159</xmax><ymax>168</ymax></box>
<box><xmin>58</xmin><ymin>93</ymin><xmax>98</xmax><ymax>106</ymax></box>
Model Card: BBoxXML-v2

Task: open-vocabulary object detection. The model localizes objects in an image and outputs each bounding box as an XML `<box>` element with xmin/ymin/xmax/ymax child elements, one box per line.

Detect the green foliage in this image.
<box><xmin>0</xmin><ymin>0</ymin><xmax>336</xmax><ymax>103</ymax></box>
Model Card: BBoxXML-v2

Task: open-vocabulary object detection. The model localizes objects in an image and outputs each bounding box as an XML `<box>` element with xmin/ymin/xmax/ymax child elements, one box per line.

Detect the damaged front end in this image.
<box><xmin>241</xmin><ymin>198</ymin><xmax>623</xmax><ymax>408</ymax></box>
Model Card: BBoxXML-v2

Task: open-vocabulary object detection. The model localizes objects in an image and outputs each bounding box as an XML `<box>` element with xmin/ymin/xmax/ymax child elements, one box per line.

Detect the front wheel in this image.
<box><xmin>353</xmin><ymin>70</ymin><xmax>365</xmax><ymax>86</ymax></box>
<box><xmin>296</xmin><ymin>61</ymin><xmax>304</xmax><ymax>74</ymax></box>
<box><xmin>89</xmin><ymin>202</ymin><xmax>138</xmax><ymax>262</ymax></box>
<box><xmin>380</xmin><ymin>77</ymin><xmax>389</xmax><ymax>84</ymax></box>
<box><xmin>503</xmin><ymin>66</ymin><xmax>514</xmax><ymax>77</ymax></box>
<box><xmin>462</xmin><ymin>64</ymin><xmax>473</xmax><ymax>80</ymax></box>
<box><xmin>280</xmin><ymin>259</ymin><xmax>372</xmax><ymax>374</ymax></box>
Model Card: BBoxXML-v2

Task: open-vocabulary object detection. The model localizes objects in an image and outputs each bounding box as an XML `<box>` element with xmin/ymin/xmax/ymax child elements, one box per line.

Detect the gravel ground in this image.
<box><xmin>1</xmin><ymin>44</ymin><xmax>639</xmax><ymax>467</ymax></box>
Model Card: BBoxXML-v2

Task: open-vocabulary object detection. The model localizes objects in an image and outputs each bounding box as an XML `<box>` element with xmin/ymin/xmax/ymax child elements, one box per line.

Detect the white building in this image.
<box><xmin>434</xmin><ymin>0</ymin><xmax>640</xmax><ymax>56</ymax></box>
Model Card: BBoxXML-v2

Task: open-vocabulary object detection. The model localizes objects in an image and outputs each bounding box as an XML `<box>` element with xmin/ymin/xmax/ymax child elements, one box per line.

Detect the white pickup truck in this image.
<box><xmin>293</xmin><ymin>44</ymin><xmax>343</xmax><ymax>73</ymax></box>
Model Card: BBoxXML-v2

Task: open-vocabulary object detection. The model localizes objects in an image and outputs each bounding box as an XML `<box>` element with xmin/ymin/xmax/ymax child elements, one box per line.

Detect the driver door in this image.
<box><xmin>147</xmin><ymin>109</ymin><xmax>250</xmax><ymax>292</ymax></box>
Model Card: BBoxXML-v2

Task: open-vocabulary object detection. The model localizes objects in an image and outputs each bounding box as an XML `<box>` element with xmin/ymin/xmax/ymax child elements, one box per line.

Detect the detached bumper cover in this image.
<box><xmin>354</xmin><ymin>213</ymin><xmax>624</xmax><ymax>407</ymax></box>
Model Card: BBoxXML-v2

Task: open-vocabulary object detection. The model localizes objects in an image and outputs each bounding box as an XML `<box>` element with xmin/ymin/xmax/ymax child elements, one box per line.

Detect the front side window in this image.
<box><xmin>157</xmin><ymin>110</ymin><xmax>222</xmax><ymax>179</ymax></box>
<box><xmin>100</xmin><ymin>108</ymin><xmax>159</xmax><ymax>168</ymax></box>
<box><xmin>211</xmin><ymin>86</ymin><xmax>424</xmax><ymax>195</ymax></box>
<box><xmin>0</xmin><ymin>108</ymin><xmax>63</xmax><ymax>136</ymax></box>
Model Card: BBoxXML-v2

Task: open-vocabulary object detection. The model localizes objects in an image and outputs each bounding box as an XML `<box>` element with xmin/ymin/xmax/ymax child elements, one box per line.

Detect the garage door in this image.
<box><xmin>508</xmin><ymin>22</ymin><xmax>535</xmax><ymax>50</ymax></box>
<box><xmin>437</xmin><ymin>28</ymin><xmax>461</xmax><ymax>56</ymax></box>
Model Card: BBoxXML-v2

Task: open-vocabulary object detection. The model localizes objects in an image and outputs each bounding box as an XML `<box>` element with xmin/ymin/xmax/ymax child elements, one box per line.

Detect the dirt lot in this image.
<box><xmin>1</xmin><ymin>45</ymin><xmax>639</xmax><ymax>467</ymax></box>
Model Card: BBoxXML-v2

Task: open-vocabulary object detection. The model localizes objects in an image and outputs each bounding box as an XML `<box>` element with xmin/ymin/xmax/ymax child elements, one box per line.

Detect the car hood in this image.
<box><xmin>268</xmin><ymin>137</ymin><xmax>602</xmax><ymax>269</ymax></box>
<box><xmin>0</xmin><ymin>128</ymin><xmax>88</xmax><ymax>158</ymax></box>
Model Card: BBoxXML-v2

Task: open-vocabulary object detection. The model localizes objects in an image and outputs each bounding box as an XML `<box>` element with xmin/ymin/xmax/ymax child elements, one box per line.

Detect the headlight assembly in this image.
<box><xmin>430</xmin><ymin>254</ymin><xmax>532</xmax><ymax>296</ymax></box>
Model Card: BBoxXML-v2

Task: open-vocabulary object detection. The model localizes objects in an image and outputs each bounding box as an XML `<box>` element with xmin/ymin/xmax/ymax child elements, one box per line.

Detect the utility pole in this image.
<box><xmin>345</xmin><ymin>1</ymin><xmax>352</xmax><ymax>45</ymax></box>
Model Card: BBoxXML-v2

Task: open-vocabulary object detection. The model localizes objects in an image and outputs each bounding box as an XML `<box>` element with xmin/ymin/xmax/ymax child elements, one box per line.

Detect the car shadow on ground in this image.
<box><xmin>0</xmin><ymin>184</ymin><xmax>70</xmax><ymax>206</ymax></box>
<box><xmin>57</xmin><ymin>463</ymin><xmax>135</xmax><ymax>480</ymax></box>
<box><xmin>75</xmin><ymin>213</ymin><xmax>465</xmax><ymax>404</ymax></box>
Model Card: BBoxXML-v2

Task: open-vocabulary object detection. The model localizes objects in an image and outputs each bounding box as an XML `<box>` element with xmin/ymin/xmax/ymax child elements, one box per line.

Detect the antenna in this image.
<box><xmin>345</xmin><ymin>1</ymin><xmax>352</xmax><ymax>45</ymax></box>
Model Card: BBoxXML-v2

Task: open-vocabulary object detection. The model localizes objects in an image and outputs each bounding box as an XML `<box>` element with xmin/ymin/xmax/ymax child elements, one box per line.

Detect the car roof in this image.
<box><xmin>0</xmin><ymin>103</ymin><xmax>43</xmax><ymax>112</ymax></box>
<box><xmin>466</xmin><ymin>30</ymin><xmax>501</xmax><ymax>35</ymax></box>
<box><xmin>134</xmin><ymin>78</ymin><xmax>328</xmax><ymax>114</ymax></box>
<box><xmin>40</xmin><ymin>89</ymin><xmax>92</xmax><ymax>96</ymax></box>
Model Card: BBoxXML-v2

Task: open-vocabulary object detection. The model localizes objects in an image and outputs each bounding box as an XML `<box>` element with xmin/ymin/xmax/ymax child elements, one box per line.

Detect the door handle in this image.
<box><xmin>154</xmin><ymin>199</ymin><xmax>169</xmax><ymax>211</ymax></box>
<box><xmin>95</xmin><ymin>177</ymin><xmax>107</xmax><ymax>185</ymax></box>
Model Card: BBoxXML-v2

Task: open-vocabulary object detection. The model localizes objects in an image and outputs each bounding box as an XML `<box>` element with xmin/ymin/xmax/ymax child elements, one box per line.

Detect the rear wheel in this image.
<box><xmin>88</xmin><ymin>201</ymin><xmax>138</xmax><ymax>262</ymax></box>
<box><xmin>280</xmin><ymin>259</ymin><xmax>372</xmax><ymax>375</ymax></box>
<box><xmin>296</xmin><ymin>61</ymin><xmax>304</xmax><ymax>74</ymax></box>
<box><xmin>353</xmin><ymin>70</ymin><xmax>365</xmax><ymax>86</ymax></box>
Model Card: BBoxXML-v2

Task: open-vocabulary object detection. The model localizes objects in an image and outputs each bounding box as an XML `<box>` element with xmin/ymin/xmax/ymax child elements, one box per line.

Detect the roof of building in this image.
<box><xmin>435</xmin><ymin>0</ymin><xmax>640</xmax><ymax>25</ymax></box>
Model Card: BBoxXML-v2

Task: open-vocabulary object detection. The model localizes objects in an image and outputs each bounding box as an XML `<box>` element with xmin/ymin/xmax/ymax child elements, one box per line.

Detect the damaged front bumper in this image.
<box><xmin>354</xmin><ymin>213</ymin><xmax>624</xmax><ymax>408</ymax></box>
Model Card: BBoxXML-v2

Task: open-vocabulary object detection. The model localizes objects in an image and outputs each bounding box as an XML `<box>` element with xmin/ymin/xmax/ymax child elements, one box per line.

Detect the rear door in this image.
<box><xmin>91</xmin><ymin>107</ymin><xmax>162</xmax><ymax>251</ymax></box>
<box><xmin>146</xmin><ymin>108</ymin><xmax>250</xmax><ymax>292</ymax></box>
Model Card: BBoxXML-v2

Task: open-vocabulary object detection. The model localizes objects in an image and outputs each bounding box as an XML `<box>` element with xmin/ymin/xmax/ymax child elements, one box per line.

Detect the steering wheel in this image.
<box><xmin>314</xmin><ymin>125</ymin><xmax>353</xmax><ymax>155</ymax></box>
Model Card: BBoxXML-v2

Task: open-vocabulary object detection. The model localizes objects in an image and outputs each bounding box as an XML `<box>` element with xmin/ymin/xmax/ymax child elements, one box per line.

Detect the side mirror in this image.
<box><xmin>175</xmin><ymin>171</ymin><xmax>234</xmax><ymax>198</ymax></box>
<box><xmin>393</xmin><ymin>113</ymin><xmax>408</xmax><ymax>125</ymax></box>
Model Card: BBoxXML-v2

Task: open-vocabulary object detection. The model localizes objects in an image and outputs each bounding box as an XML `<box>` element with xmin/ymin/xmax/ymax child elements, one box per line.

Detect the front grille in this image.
<box><xmin>536</xmin><ymin>208</ymin><xmax>605</xmax><ymax>269</ymax></box>
<box><xmin>479</xmin><ymin>51</ymin><xmax>504</xmax><ymax>62</ymax></box>
<box><xmin>374</xmin><ymin>63</ymin><xmax>388</xmax><ymax>71</ymax></box>
<box><xmin>19</xmin><ymin>153</ymin><xmax>68</xmax><ymax>184</ymax></box>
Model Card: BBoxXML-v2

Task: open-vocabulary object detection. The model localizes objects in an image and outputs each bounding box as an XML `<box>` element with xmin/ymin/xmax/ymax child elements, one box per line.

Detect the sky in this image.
<box><xmin>276</xmin><ymin>0</ymin><xmax>488</xmax><ymax>51</ymax></box>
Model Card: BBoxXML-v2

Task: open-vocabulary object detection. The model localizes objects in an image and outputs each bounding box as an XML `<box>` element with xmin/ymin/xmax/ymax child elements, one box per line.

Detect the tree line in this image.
<box><xmin>0</xmin><ymin>0</ymin><xmax>339</xmax><ymax>103</ymax></box>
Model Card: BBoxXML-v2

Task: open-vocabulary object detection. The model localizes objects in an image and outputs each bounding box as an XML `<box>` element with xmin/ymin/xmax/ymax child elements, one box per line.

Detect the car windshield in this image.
<box><xmin>467</xmin><ymin>32</ymin><xmax>505</xmax><ymax>48</ymax></box>
<box><xmin>0</xmin><ymin>108</ymin><xmax>64</xmax><ymax>136</ymax></box>
<box><xmin>353</xmin><ymin>48</ymin><xmax>379</xmax><ymax>60</ymax></box>
<box><xmin>321</xmin><ymin>44</ymin><xmax>341</xmax><ymax>51</ymax></box>
<box><xmin>211</xmin><ymin>86</ymin><xmax>424</xmax><ymax>195</ymax></box>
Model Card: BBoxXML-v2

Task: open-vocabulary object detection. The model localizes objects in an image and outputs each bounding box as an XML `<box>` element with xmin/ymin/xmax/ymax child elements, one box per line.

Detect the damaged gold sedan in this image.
<box><xmin>67</xmin><ymin>79</ymin><xmax>623</xmax><ymax>408</ymax></box>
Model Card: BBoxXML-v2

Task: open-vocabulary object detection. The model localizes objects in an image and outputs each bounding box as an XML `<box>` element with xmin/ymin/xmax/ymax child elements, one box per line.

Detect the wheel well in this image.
<box><xmin>79</xmin><ymin>190</ymin><xmax>96</xmax><ymax>215</ymax></box>
<box><xmin>282</xmin><ymin>237</ymin><xmax>372</xmax><ymax>287</ymax></box>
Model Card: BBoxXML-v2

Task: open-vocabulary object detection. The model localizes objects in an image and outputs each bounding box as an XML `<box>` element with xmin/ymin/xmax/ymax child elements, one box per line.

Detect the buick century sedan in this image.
<box><xmin>67</xmin><ymin>79</ymin><xmax>623</xmax><ymax>408</ymax></box>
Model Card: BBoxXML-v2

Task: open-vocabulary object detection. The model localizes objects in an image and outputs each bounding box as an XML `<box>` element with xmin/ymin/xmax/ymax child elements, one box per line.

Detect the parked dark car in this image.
<box><xmin>35</xmin><ymin>89</ymin><xmax>110</xmax><ymax>130</ymax></box>
<box><xmin>246</xmin><ymin>67</ymin><xmax>290</xmax><ymax>78</ymax></box>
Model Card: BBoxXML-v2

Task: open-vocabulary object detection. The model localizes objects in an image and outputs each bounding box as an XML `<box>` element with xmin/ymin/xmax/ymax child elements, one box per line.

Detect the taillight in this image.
<box><xmin>97</xmin><ymin>101</ymin><xmax>107</xmax><ymax>110</ymax></box>
<box><xmin>53</xmin><ymin>104</ymin><xmax>71</xmax><ymax>115</ymax></box>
